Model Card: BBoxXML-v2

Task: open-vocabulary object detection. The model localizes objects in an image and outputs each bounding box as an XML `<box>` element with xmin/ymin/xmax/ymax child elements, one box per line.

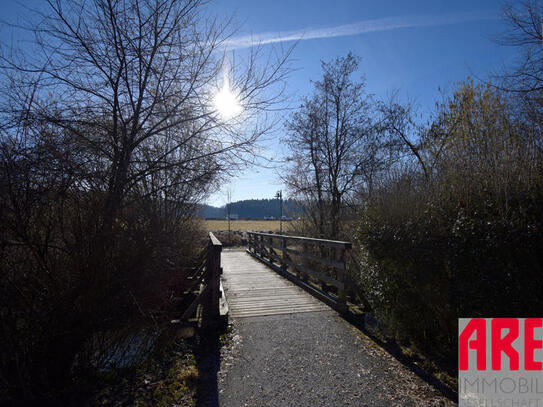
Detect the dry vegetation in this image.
<box><xmin>204</xmin><ymin>219</ymin><xmax>294</xmax><ymax>232</ymax></box>
<box><xmin>0</xmin><ymin>0</ymin><xmax>290</xmax><ymax>404</ymax></box>
<box><xmin>283</xmin><ymin>3</ymin><xmax>543</xmax><ymax>384</ymax></box>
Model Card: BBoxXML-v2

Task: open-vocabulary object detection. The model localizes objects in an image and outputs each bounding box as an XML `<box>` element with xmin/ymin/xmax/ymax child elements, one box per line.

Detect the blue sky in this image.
<box><xmin>1</xmin><ymin>0</ymin><xmax>521</xmax><ymax>207</ymax></box>
<box><xmin>205</xmin><ymin>0</ymin><xmax>520</xmax><ymax>207</ymax></box>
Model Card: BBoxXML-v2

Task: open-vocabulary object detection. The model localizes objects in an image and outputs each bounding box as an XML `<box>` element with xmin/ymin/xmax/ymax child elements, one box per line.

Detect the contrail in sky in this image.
<box><xmin>223</xmin><ymin>11</ymin><xmax>496</xmax><ymax>50</ymax></box>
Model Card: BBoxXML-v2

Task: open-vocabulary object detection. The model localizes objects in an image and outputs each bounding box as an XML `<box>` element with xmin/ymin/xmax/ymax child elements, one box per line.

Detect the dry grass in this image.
<box><xmin>203</xmin><ymin>219</ymin><xmax>293</xmax><ymax>232</ymax></box>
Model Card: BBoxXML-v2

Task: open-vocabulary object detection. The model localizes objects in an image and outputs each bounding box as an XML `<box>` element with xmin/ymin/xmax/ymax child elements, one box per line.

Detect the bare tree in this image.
<box><xmin>496</xmin><ymin>0</ymin><xmax>543</xmax><ymax>154</ymax></box>
<box><xmin>0</xmin><ymin>0</ymin><xmax>291</xmax><ymax>401</ymax></box>
<box><xmin>0</xmin><ymin>0</ymin><xmax>290</xmax><ymax>228</ymax></box>
<box><xmin>283</xmin><ymin>53</ymin><xmax>380</xmax><ymax>239</ymax></box>
<box><xmin>377</xmin><ymin>95</ymin><xmax>431</xmax><ymax>181</ymax></box>
<box><xmin>498</xmin><ymin>1</ymin><xmax>543</xmax><ymax>95</ymax></box>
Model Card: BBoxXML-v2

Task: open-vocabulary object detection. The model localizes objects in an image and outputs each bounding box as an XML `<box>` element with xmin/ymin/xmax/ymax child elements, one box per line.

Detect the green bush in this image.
<box><xmin>358</xmin><ymin>183</ymin><xmax>543</xmax><ymax>364</ymax></box>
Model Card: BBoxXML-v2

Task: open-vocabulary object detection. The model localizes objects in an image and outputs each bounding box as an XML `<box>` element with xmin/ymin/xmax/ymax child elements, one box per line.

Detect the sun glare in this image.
<box><xmin>214</xmin><ymin>74</ymin><xmax>241</xmax><ymax>119</ymax></box>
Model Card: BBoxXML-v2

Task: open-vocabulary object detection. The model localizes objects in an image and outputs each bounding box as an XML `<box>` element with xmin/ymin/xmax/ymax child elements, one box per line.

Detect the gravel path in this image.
<box><xmin>217</xmin><ymin>310</ymin><xmax>455</xmax><ymax>407</ymax></box>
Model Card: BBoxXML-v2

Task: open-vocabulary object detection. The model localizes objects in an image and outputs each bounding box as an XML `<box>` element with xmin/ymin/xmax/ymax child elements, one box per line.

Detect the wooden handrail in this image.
<box><xmin>174</xmin><ymin>232</ymin><xmax>223</xmax><ymax>328</ymax></box>
<box><xmin>246</xmin><ymin>231</ymin><xmax>351</xmax><ymax>312</ymax></box>
<box><xmin>248</xmin><ymin>231</ymin><xmax>351</xmax><ymax>249</ymax></box>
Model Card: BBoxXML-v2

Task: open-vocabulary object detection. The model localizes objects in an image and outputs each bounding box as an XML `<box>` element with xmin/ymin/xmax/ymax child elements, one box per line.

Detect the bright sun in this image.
<box><xmin>214</xmin><ymin>74</ymin><xmax>241</xmax><ymax>119</ymax></box>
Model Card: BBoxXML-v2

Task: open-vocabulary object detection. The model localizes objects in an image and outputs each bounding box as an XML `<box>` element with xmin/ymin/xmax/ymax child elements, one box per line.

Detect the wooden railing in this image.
<box><xmin>173</xmin><ymin>232</ymin><xmax>224</xmax><ymax>329</ymax></box>
<box><xmin>247</xmin><ymin>231</ymin><xmax>352</xmax><ymax>312</ymax></box>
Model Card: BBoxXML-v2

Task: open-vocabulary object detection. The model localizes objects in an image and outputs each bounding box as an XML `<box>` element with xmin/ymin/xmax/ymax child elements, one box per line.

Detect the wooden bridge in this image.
<box><xmin>177</xmin><ymin>231</ymin><xmax>357</xmax><ymax>329</ymax></box>
<box><xmin>224</xmin><ymin>231</ymin><xmax>353</xmax><ymax>318</ymax></box>
<box><xmin>182</xmin><ymin>232</ymin><xmax>453</xmax><ymax>406</ymax></box>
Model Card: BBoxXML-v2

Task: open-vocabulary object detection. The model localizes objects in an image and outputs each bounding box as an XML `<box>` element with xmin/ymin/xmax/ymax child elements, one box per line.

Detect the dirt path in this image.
<box><xmin>218</xmin><ymin>311</ymin><xmax>455</xmax><ymax>407</ymax></box>
<box><xmin>214</xmin><ymin>251</ymin><xmax>455</xmax><ymax>407</ymax></box>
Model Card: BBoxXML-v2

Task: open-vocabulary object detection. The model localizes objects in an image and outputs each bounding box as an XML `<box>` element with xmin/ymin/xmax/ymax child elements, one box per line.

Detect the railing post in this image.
<box><xmin>204</xmin><ymin>232</ymin><xmax>222</xmax><ymax>329</ymax></box>
<box><xmin>301</xmin><ymin>242</ymin><xmax>309</xmax><ymax>282</ymax></box>
<box><xmin>268</xmin><ymin>236</ymin><xmax>273</xmax><ymax>262</ymax></box>
<box><xmin>281</xmin><ymin>236</ymin><xmax>287</xmax><ymax>275</ymax></box>
<box><xmin>320</xmin><ymin>247</ymin><xmax>333</xmax><ymax>294</ymax></box>
<box><xmin>336</xmin><ymin>246</ymin><xmax>347</xmax><ymax>313</ymax></box>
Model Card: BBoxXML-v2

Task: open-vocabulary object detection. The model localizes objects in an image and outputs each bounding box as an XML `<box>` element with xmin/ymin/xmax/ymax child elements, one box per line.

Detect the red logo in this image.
<box><xmin>459</xmin><ymin>318</ymin><xmax>543</xmax><ymax>371</ymax></box>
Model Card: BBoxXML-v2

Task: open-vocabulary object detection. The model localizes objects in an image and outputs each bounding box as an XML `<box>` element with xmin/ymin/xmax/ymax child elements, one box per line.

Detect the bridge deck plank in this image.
<box><xmin>221</xmin><ymin>250</ymin><xmax>329</xmax><ymax>318</ymax></box>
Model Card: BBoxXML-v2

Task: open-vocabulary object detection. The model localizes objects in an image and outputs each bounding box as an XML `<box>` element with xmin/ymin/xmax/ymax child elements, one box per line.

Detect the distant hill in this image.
<box><xmin>198</xmin><ymin>198</ymin><xmax>302</xmax><ymax>219</ymax></box>
<box><xmin>198</xmin><ymin>204</ymin><xmax>224</xmax><ymax>219</ymax></box>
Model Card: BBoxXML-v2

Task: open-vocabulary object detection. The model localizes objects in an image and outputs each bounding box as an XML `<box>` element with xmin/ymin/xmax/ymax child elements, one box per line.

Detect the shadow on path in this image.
<box><xmin>344</xmin><ymin>313</ymin><xmax>458</xmax><ymax>403</ymax></box>
<box><xmin>195</xmin><ymin>328</ymin><xmax>222</xmax><ymax>407</ymax></box>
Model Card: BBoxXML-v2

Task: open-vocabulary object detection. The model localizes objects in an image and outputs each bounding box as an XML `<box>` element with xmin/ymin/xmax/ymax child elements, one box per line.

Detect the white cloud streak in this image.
<box><xmin>223</xmin><ymin>11</ymin><xmax>496</xmax><ymax>50</ymax></box>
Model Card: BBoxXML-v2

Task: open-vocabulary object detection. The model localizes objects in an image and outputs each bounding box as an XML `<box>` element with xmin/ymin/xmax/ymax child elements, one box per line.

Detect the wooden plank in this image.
<box><xmin>183</xmin><ymin>265</ymin><xmax>211</xmax><ymax>294</ymax></box>
<box><xmin>221</xmin><ymin>250</ymin><xmax>330</xmax><ymax>318</ymax></box>
<box><xmin>180</xmin><ymin>282</ymin><xmax>210</xmax><ymax>321</ymax></box>
<box><xmin>229</xmin><ymin>298</ymin><xmax>325</xmax><ymax>306</ymax></box>
<box><xmin>229</xmin><ymin>294</ymin><xmax>318</xmax><ymax>301</ymax></box>
<box><xmin>219</xmin><ymin>280</ymin><xmax>229</xmax><ymax>318</ymax></box>
<box><xmin>229</xmin><ymin>307</ymin><xmax>327</xmax><ymax>316</ymax></box>
<box><xmin>229</xmin><ymin>302</ymin><xmax>327</xmax><ymax>310</ymax></box>
<box><xmin>232</xmin><ymin>308</ymin><xmax>328</xmax><ymax>318</ymax></box>
<box><xmin>209</xmin><ymin>231</ymin><xmax>222</xmax><ymax>247</ymax></box>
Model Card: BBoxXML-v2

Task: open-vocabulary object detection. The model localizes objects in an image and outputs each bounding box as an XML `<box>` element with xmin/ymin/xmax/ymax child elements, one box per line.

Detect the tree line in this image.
<box><xmin>199</xmin><ymin>198</ymin><xmax>302</xmax><ymax>219</ymax></box>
